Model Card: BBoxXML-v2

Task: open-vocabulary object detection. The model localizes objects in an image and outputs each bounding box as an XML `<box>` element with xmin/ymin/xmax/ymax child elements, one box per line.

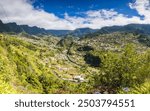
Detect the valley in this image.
<box><xmin>0</xmin><ymin>30</ymin><xmax>150</xmax><ymax>94</ymax></box>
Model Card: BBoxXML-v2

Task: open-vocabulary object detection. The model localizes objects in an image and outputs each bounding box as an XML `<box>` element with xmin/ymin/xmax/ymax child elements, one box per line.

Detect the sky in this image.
<box><xmin>0</xmin><ymin>0</ymin><xmax>150</xmax><ymax>30</ymax></box>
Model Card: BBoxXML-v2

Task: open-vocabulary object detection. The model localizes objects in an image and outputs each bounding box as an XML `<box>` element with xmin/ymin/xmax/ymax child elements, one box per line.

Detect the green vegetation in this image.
<box><xmin>0</xmin><ymin>32</ymin><xmax>150</xmax><ymax>94</ymax></box>
<box><xmin>91</xmin><ymin>45</ymin><xmax>150</xmax><ymax>93</ymax></box>
<box><xmin>0</xmin><ymin>34</ymin><xmax>90</xmax><ymax>93</ymax></box>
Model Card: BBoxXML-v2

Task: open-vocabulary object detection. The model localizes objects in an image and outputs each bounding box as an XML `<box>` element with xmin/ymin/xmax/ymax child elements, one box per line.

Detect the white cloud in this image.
<box><xmin>64</xmin><ymin>9</ymin><xmax>142</xmax><ymax>29</ymax></box>
<box><xmin>64</xmin><ymin>0</ymin><xmax>150</xmax><ymax>29</ymax></box>
<box><xmin>0</xmin><ymin>0</ymin><xmax>74</xmax><ymax>30</ymax></box>
<box><xmin>0</xmin><ymin>0</ymin><xmax>150</xmax><ymax>30</ymax></box>
<box><xmin>86</xmin><ymin>9</ymin><xmax>118</xmax><ymax>19</ymax></box>
<box><xmin>129</xmin><ymin>0</ymin><xmax>150</xmax><ymax>23</ymax></box>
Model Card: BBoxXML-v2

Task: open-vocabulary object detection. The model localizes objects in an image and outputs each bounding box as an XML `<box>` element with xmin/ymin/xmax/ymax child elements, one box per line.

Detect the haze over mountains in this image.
<box><xmin>1</xmin><ymin>20</ymin><xmax>150</xmax><ymax>37</ymax></box>
<box><xmin>0</xmin><ymin>20</ymin><xmax>69</xmax><ymax>36</ymax></box>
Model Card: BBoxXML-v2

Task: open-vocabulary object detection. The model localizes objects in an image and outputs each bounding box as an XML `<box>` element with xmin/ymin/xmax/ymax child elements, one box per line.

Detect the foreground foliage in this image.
<box><xmin>91</xmin><ymin>45</ymin><xmax>150</xmax><ymax>93</ymax></box>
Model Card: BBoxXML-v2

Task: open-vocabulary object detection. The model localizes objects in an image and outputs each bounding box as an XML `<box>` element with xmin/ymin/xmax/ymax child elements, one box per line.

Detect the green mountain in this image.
<box><xmin>1</xmin><ymin>19</ymin><xmax>150</xmax><ymax>37</ymax></box>
<box><xmin>0</xmin><ymin>20</ymin><xmax>98</xmax><ymax>36</ymax></box>
<box><xmin>87</xmin><ymin>24</ymin><xmax>150</xmax><ymax>37</ymax></box>
<box><xmin>0</xmin><ymin>33</ymin><xmax>91</xmax><ymax>94</ymax></box>
<box><xmin>0</xmin><ymin>20</ymin><xmax>46</xmax><ymax>35</ymax></box>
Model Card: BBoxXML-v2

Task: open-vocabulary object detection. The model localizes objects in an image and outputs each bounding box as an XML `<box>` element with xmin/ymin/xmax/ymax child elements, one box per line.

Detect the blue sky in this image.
<box><xmin>33</xmin><ymin>0</ymin><xmax>138</xmax><ymax>18</ymax></box>
<box><xmin>0</xmin><ymin>0</ymin><xmax>150</xmax><ymax>30</ymax></box>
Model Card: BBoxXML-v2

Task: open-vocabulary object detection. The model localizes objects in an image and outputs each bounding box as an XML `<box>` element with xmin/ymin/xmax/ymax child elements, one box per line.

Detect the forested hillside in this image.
<box><xmin>0</xmin><ymin>34</ymin><xmax>90</xmax><ymax>93</ymax></box>
<box><xmin>0</xmin><ymin>32</ymin><xmax>150</xmax><ymax>94</ymax></box>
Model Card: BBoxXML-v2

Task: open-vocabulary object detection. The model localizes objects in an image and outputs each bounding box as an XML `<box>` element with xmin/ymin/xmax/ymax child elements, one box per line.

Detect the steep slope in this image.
<box><xmin>0</xmin><ymin>34</ymin><xmax>90</xmax><ymax>94</ymax></box>
<box><xmin>77</xmin><ymin>32</ymin><xmax>150</xmax><ymax>93</ymax></box>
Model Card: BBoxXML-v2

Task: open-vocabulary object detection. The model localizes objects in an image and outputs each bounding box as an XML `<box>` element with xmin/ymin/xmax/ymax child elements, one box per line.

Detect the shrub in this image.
<box><xmin>92</xmin><ymin>44</ymin><xmax>150</xmax><ymax>93</ymax></box>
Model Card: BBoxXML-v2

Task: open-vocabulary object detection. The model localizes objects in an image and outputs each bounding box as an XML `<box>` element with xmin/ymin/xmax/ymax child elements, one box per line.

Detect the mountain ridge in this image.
<box><xmin>88</xmin><ymin>24</ymin><xmax>150</xmax><ymax>36</ymax></box>
<box><xmin>1</xmin><ymin>20</ymin><xmax>150</xmax><ymax>37</ymax></box>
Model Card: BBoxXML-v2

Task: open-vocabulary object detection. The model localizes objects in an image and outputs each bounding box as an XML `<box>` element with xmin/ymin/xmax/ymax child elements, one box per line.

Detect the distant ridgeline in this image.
<box><xmin>0</xmin><ymin>20</ymin><xmax>71</xmax><ymax>36</ymax></box>
<box><xmin>1</xmin><ymin>19</ymin><xmax>150</xmax><ymax>37</ymax></box>
<box><xmin>0</xmin><ymin>20</ymin><xmax>45</xmax><ymax>35</ymax></box>
<box><xmin>0</xmin><ymin>20</ymin><xmax>98</xmax><ymax>37</ymax></box>
<box><xmin>85</xmin><ymin>24</ymin><xmax>150</xmax><ymax>38</ymax></box>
